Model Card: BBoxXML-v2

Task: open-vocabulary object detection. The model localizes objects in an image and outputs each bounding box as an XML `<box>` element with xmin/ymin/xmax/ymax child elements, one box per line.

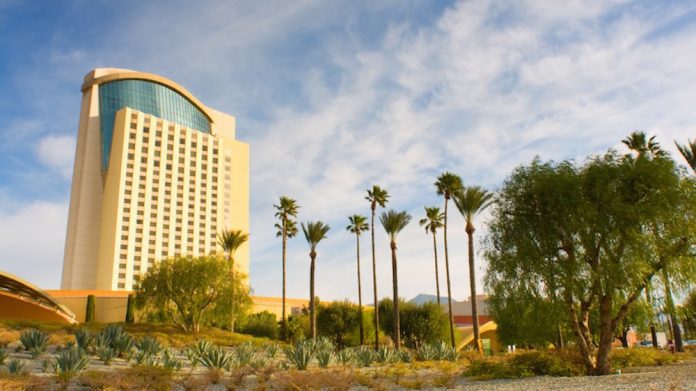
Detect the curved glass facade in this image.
<box><xmin>99</xmin><ymin>79</ymin><xmax>211</xmax><ymax>169</ymax></box>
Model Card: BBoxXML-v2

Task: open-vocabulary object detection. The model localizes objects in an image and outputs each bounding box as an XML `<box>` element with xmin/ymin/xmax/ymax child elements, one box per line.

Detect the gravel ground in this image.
<box><xmin>453</xmin><ymin>361</ymin><xmax>696</xmax><ymax>390</ymax></box>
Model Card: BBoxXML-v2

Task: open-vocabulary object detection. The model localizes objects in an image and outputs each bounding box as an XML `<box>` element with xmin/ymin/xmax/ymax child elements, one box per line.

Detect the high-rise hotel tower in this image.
<box><xmin>61</xmin><ymin>68</ymin><xmax>249</xmax><ymax>290</ymax></box>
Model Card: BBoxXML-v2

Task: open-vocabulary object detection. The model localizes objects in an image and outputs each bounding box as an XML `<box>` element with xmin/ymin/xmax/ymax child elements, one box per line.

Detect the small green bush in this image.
<box><xmin>610</xmin><ymin>348</ymin><xmax>677</xmax><ymax>369</ymax></box>
<box><xmin>54</xmin><ymin>346</ymin><xmax>91</xmax><ymax>380</ymax></box>
<box><xmin>19</xmin><ymin>328</ymin><xmax>49</xmax><ymax>357</ymax></box>
<box><xmin>465</xmin><ymin>350</ymin><xmax>583</xmax><ymax>379</ymax></box>
<box><xmin>465</xmin><ymin>358</ymin><xmax>512</xmax><ymax>379</ymax></box>
<box><xmin>238</xmin><ymin>311</ymin><xmax>279</xmax><ymax>339</ymax></box>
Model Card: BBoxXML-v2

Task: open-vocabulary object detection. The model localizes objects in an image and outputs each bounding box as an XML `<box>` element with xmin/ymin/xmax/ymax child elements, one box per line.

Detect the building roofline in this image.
<box><xmin>81</xmin><ymin>69</ymin><xmax>214</xmax><ymax>124</ymax></box>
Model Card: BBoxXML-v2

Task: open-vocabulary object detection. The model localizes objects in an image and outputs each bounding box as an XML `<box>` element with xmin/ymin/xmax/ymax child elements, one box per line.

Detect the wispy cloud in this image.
<box><xmin>0</xmin><ymin>1</ymin><xmax>695</xmax><ymax>298</ymax></box>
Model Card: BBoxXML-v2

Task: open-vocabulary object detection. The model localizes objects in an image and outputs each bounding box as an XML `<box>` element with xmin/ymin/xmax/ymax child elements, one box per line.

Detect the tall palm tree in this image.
<box><xmin>434</xmin><ymin>172</ymin><xmax>463</xmax><ymax>348</ymax></box>
<box><xmin>365</xmin><ymin>185</ymin><xmax>389</xmax><ymax>350</ymax></box>
<box><xmin>622</xmin><ymin>131</ymin><xmax>665</xmax><ymax>158</ymax></box>
<box><xmin>274</xmin><ymin>196</ymin><xmax>299</xmax><ymax>340</ymax></box>
<box><xmin>346</xmin><ymin>214</ymin><xmax>370</xmax><ymax>345</ymax></box>
<box><xmin>218</xmin><ymin>229</ymin><xmax>249</xmax><ymax>333</ymax></box>
<box><xmin>301</xmin><ymin>221</ymin><xmax>330</xmax><ymax>341</ymax></box>
<box><xmin>419</xmin><ymin>207</ymin><xmax>444</xmax><ymax>306</ymax></box>
<box><xmin>380</xmin><ymin>209</ymin><xmax>411</xmax><ymax>350</ymax></box>
<box><xmin>453</xmin><ymin>186</ymin><xmax>493</xmax><ymax>354</ymax></box>
<box><xmin>675</xmin><ymin>139</ymin><xmax>696</xmax><ymax>173</ymax></box>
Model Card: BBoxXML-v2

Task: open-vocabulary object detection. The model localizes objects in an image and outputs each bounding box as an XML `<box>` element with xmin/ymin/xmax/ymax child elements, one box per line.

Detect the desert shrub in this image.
<box><xmin>161</xmin><ymin>349</ymin><xmax>183</xmax><ymax>371</ymax></box>
<box><xmin>284</xmin><ymin>339</ymin><xmax>316</xmax><ymax>370</ymax></box>
<box><xmin>317</xmin><ymin>301</ymin><xmax>361</xmax><ymax>348</ymax></box>
<box><xmin>465</xmin><ymin>358</ymin><xmax>512</xmax><ymax>379</ymax></box>
<box><xmin>198</xmin><ymin>347</ymin><xmax>232</xmax><ymax>370</ymax></box>
<box><xmin>238</xmin><ymin>311</ymin><xmax>279</xmax><ymax>339</ymax></box>
<box><xmin>74</xmin><ymin>329</ymin><xmax>93</xmax><ymax>352</ymax></box>
<box><xmin>508</xmin><ymin>350</ymin><xmax>580</xmax><ymax>377</ymax></box>
<box><xmin>6</xmin><ymin>359</ymin><xmax>26</xmax><ymax>375</ymax></box>
<box><xmin>19</xmin><ymin>328</ymin><xmax>49</xmax><ymax>358</ymax></box>
<box><xmin>54</xmin><ymin>346</ymin><xmax>91</xmax><ymax>380</ymax></box>
<box><xmin>378</xmin><ymin>299</ymin><xmax>451</xmax><ymax>349</ymax></box>
<box><xmin>354</xmin><ymin>346</ymin><xmax>375</xmax><ymax>367</ymax></box>
<box><xmin>610</xmin><ymin>348</ymin><xmax>678</xmax><ymax>369</ymax></box>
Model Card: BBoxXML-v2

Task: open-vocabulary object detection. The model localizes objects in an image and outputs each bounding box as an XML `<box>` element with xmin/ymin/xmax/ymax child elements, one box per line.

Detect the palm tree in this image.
<box><xmin>434</xmin><ymin>172</ymin><xmax>463</xmax><ymax>348</ymax></box>
<box><xmin>301</xmin><ymin>221</ymin><xmax>330</xmax><ymax>341</ymax></box>
<box><xmin>675</xmin><ymin>139</ymin><xmax>696</xmax><ymax>173</ymax></box>
<box><xmin>346</xmin><ymin>214</ymin><xmax>370</xmax><ymax>345</ymax></box>
<box><xmin>419</xmin><ymin>207</ymin><xmax>444</xmax><ymax>306</ymax></box>
<box><xmin>274</xmin><ymin>196</ymin><xmax>299</xmax><ymax>340</ymax></box>
<box><xmin>380</xmin><ymin>209</ymin><xmax>411</xmax><ymax>350</ymax></box>
<box><xmin>365</xmin><ymin>185</ymin><xmax>389</xmax><ymax>350</ymax></box>
<box><xmin>218</xmin><ymin>229</ymin><xmax>249</xmax><ymax>333</ymax></box>
<box><xmin>453</xmin><ymin>186</ymin><xmax>493</xmax><ymax>354</ymax></box>
<box><xmin>622</xmin><ymin>131</ymin><xmax>665</xmax><ymax>158</ymax></box>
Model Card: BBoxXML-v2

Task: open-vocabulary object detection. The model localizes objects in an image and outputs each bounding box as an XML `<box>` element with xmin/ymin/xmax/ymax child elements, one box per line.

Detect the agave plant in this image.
<box><xmin>398</xmin><ymin>350</ymin><xmax>413</xmax><ymax>363</ymax></box>
<box><xmin>54</xmin><ymin>346</ymin><xmax>91</xmax><ymax>379</ymax></box>
<box><xmin>233</xmin><ymin>342</ymin><xmax>257</xmax><ymax>367</ymax></box>
<box><xmin>97</xmin><ymin>345</ymin><xmax>116</xmax><ymax>366</ymax></box>
<box><xmin>20</xmin><ymin>328</ymin><xmax>49</xmax><ymax>357</ymax></box>
<box><xmin>416</xmin><ymin>343</ymin><xmax>437</xmax><ymax>361</ymax></box>
<box><xmin>190</xmin><ymin>340</ymin><xmax>213</xmax><ymax>360</ymax></box>
<box><xmin>136</xmin><ymin>336</ymin><xmax>162</xmax><ymax>357</ymax></box>
<box><xmin>6</xmin><ymin>359</ymin><xmax>26</xmax><ymax>374</ymax></box>
<box><xmin>74</xmin><ymin>329</ymin><xmax>93</xmax><ymax>352</ymax></box>
<box><xmin>316</xmin><ymin>348</ymin><xmax>334</xmax><ymax>369</ymax></box>
<box><xmin>0</xmin><ymin>347</ymin><xmax>8</xmax><ymax>365</ymax></box>
<box><xmin>162</xmin><ymin>349</ymin><xmax>183</xmax><ymax>371</ymax></box>
<box><xmin>198</xmin><ymin>347</ymin><xmax>232</xmax><ymax>370</ymax></box>
<box><xmin>433</xmin><ymin>341</ymin><xmax>458</xmax><ymax>361</ymax></box>
<box><xmin>284</xmin><ymin>339</ymin><xmax>316</xmax><ymax>370</ymax></box>
<box><xmin>354</xmin><ymin>346</ymin><xmax>375</xmax><ymax>367</ymax></box>
<box><xmin>336</xmin><ymin>348</ymin><xmax>354</xmax><ymax>366</ymax></box>
<box><xmin>375</xmin><ymin>346</ymin><xmax>397</xmax><ymax>364</ymax></box>
<box><xmin>133</xmin><ymin>349</ymin><xmax>160</xmax><ymax>366</ymax></box>
<box><xmin>264</xmin><ymin>343</ymin><xmax>279</xmax><ymax>359</ymax></box>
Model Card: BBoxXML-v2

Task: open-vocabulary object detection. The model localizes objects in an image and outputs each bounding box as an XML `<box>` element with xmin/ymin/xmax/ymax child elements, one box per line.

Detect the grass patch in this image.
<box><xmin>272</xmin><ymin>368</ymin><xmax>359</xmax><ymax>391</ymax></box>
<box><xmin>76</xmin><ymin>367</ymin><xmax>174</xmax><ymax>390</ymax></box>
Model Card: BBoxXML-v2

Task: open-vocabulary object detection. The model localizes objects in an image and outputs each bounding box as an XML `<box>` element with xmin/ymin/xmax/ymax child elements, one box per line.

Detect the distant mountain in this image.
<box><xmin>409</xmin><ymin>294</ymin><xmax>451</xmax><ymax>305</ymax></box>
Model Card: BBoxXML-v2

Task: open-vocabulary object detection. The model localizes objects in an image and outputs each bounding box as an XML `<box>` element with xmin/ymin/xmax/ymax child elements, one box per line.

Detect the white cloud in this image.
<box><xmin>0</xmin><ymin>200</ymin><xmax>68</xmax><ymax>289</ymax></box>
<box><xmin>36</xmin><ymin>135</ymin><xmax>75</xmax><ymax>179</ymax></box>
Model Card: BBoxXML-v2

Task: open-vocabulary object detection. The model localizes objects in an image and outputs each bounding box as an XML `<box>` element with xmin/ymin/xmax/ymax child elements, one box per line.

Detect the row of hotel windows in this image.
<box><xmin>115</xmin><ymin>114</ymin><xmax>227</xmax><ymax>288</ymax></box>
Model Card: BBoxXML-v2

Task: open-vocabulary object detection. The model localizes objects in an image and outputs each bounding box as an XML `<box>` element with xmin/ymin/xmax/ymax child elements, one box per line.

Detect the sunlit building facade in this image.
<box><xmin>61</xmin><ymin>68</ymin><xmax>249</xmax><ymax>290</ymax></box>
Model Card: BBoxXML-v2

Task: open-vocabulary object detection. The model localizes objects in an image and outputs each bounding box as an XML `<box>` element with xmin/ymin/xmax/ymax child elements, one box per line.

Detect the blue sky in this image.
<box><xmin>0</xmin><ymin>1</ymin><xmax>695</xmax><ymax>303</ymax></box>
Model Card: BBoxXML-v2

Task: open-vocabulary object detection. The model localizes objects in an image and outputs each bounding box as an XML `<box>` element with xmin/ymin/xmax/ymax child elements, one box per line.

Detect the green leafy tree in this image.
<box><xmin>317</xmin><ymin>301</ymin><xmax>361</xmax><ymax>348</ymax></box>
<box><xmin>135</xmin><ymin>255</ymin><xmax>249</xmax><ymax>333</ymax></box>
<box><xmin>346</xmin><ymin>214</ymin><xmax>370</xmax><ymax>345</ymax></box>
<box><xmin>378</xmin><ymin>299</ymin><xmax>451</xmax><ymax>350</ymax></box>
<box><xmin>675</xmin><ymin>139</ymin><xmax>696</xmax><ymax>173</ymax></box>
<box><xmin>453</xmin><ymin>186</ymin><xmax>493</xmax><ymax>354</ymax></box>
<box><xmin>365</xmin><ymin>185</ymin><xmax>389</xmax><ymax>349</ymax></box>
<box><xmin>301</xmin><ymin>221</ymin><xmax>330</xmax><ymax>341</ymax></box>
<box><xmin>419</xmin><ymin>207</ymin><xmax>444</xmax><ymax>306</ymax></box>
<box><xmin>615</xmin><ymin>300</ymin><xmax>652</xmax><ymax>348</ymax></box>
<box><xmin>274</xmin><ymin>196</ymin><xmax>299</xmax><ymax>339</ymax></box>
<box><xmin>434</xmin><ymin>172</ymin><xmax>463</xmax><ymax>348</ymax></box>
<box><xmin>380</xmin><ymin>209</ymin><xmax>411</xmax><ymax>350</ymax></box>
<box><xmin>485</xmin><ymin>150</ymin><xmax>694</xmax><ymax>375</ymax></box>
<box><xmin>218</xmin><ymin>229</ymin><xmax>249</xmax><ymax>333</ymax></box>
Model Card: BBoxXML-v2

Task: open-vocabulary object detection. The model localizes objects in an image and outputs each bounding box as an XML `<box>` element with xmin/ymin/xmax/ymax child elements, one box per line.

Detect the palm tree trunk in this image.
<box><xmin>371</xmin><ymin>206</ymin><xmax>380</xmax><ymax>350</ymax></box>
<box><xmin>310</xmin><ymin>251</ymin><xmax>317</xmax><ymax>341</ymax></box>
<box><xmin>432</xmin><ymin>231</ymin><xmax>441</xmax><ymax>307</ymax></box>
<box><xmin>390</xmin><ymin>241</ymin><xmax>400</xmax><ymax>350</ymax></box>
<box><xmin>282</xmin><ymin>232</ymin><xmax>287</xmax><ymax>340</ymax></box>
<box><xmin>229</xmin><ymin>255</ymin><xmax>236</xmax><ymax>333</ymax></box>
<box><xmin>443</xmin><ymin>197</ymin><xmax>456</xmax><ymax>348</ymax></box>
<box><xmin>356</xmin><ymin>234</ymin><xmax>365</xmax><ymax>345</ymax></box>
<box><xmin>466</xmin><ymin>225</ymin><xmax>481</xmax><ymax>354</ymax></box>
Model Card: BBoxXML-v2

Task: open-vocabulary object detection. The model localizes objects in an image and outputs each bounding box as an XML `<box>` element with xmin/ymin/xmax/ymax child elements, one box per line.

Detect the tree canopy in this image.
<box><xmin>485</xmin><ymin>151</ymin><xmax>695</xmax><ymax>375</ymax></box>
